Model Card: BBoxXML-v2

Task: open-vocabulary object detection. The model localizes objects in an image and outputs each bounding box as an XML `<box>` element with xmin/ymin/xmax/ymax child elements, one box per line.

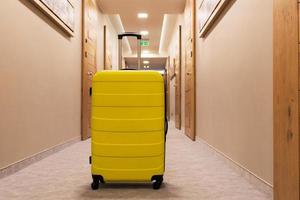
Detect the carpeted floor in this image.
<box><xmin>0</xmin><ymin>125</ymin><xmax>272</xmax><ymax>200</ymax></box>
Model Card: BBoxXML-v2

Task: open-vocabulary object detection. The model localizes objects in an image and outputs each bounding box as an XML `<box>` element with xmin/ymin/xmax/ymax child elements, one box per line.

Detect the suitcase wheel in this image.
<box><xmin>151</xmin><ymin>175</ymin><xmax>163</xmax><ymax>190</ymax></box>
<box><xmin>91</xmin><ymin>181</ymin><xmax>99</xmax><ymax>190</ymax></box>
<box><xmin>91</xmin><ymin>175</ymin><xmax>104</xmax><ymax>190</ymax></box>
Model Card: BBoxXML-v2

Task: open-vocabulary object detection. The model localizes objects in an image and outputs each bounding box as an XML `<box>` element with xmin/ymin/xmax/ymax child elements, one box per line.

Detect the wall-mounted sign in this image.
<box><xmin>140</xmin><ymin>40</ymin><xmax>150</xmax><ymax>47</ymax></box>
<box><xmin>199</xmin><ymin>0</ymin><xmax>231</xmax><ymax>38</ymax></box>
<box><xmin>31</xmin><ymin>0</ymin><xmax>75</xmax><ymax>37</ymax></box>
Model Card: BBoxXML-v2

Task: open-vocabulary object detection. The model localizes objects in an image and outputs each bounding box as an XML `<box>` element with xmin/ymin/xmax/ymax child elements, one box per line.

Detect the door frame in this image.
<box><xmin>167</xmin><ymin>56</ymin><xmax>171</xmax><ymax>121</ymax></box>
<box><xmin>175</xmin><ymin>25</ymin><xmax>182</xmax><ymax>130</ymax></box>
<box><xmin>274</xmin><ymin>0</ymin><xmax>299</xmax><ymax>199</ymax></box>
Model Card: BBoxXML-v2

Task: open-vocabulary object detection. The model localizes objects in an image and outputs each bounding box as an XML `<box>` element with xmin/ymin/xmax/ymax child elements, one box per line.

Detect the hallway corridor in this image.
<box><xmin>0</xmin><ymin>124</ymin><xmax>272</xmax><ymax>200</ymax></box>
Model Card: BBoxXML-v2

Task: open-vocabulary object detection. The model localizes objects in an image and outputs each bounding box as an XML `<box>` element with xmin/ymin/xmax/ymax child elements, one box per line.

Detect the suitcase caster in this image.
<box><xmin>91</xmin><ymin>175</ymin><xmax>104</xmax><ymax>190</ymax></box>
<box><xmin>151</xmin><ymin>175</ymin><xmax>163</xmax><ymax>190</ymax></box>
<box><xmin>91</xmin><ymin>181</ymin><xmax>99</xmax><ymax>190</ymax></box>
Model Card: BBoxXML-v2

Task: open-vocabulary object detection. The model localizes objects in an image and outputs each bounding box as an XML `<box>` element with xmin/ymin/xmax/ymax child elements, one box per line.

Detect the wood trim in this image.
<box><xmin>199</xmin><ymin>0</ymin><xmax>232</xmax><ymax>38</ymax></box>
<box><xmin>167</xmin><ymin>56</ymin><xmax>171</xmax><ymax>121</ymax></box>
<box><xmin>30</xmin><ymin>0</ymin><xmax>75</xmax><ymax>37</ymax></box>
<box><xmin>191</xmin><ymin>0</ymin><xmax>196</xmax><ymax>141</ymax></box>
<box><xmin>81</xmin><ymin>0</ymin><xmax>85</xmax><ymax>140</ymax></box>
<box><xmin>274</xmin><ymin>0</ymin><xmax>299</xmax><ymax>199</ymax></box>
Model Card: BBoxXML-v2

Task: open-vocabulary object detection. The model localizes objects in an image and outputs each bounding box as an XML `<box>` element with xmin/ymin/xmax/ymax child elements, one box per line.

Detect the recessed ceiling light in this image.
<box><xmin>140</xmin><ymin>30</ymin><xmax>149</xmax><ymax>36</ymax></box>
<box><xmin>143</xmin><ymin>60</ymin><xmax>150</xmax><ymax>64</ymax></box>
<box><xmin>138</xmin><ymin>13</ymin><xmax>148</xmax><ymax>19</ymax></box>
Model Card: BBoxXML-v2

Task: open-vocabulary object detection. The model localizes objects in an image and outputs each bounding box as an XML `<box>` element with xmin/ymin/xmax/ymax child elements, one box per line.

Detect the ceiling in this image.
<box><xmin>97</xmin><ymin>0</ymin><xmax>186</xmax><ymax>56</ymax></box>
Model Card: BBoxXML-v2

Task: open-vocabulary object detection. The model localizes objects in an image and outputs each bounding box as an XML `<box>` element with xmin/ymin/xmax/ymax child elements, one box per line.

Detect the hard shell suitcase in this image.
<box><xmin>90</xmin><ymin>33</ymin><xmax>166</xmax><ymax>190</ymax></box>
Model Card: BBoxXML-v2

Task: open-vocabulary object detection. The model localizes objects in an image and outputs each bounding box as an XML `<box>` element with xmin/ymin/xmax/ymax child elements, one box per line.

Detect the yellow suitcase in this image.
<box><xmin>90</xmin><ymin>70</ymin><xmax>166</xmax><ymax>190</ymax></box>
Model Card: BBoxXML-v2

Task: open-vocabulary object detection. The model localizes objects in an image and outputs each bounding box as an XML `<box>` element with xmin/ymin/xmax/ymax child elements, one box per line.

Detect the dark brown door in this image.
<box><xmin>82</xmin><ymin>0</ymin><xmax>98</xmax><ymax>140</ymax></box>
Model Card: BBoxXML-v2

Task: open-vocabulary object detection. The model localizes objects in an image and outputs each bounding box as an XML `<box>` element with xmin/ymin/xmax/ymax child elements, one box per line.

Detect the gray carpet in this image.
<box><xmin>0</xmin><ymin>124</ymin><xmax>272</xmax><ymax>200</ymax></box>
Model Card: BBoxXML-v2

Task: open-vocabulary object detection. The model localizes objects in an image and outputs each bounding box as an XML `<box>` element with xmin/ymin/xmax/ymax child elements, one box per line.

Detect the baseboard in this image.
<box><xmin>0</xmin><ymin>136</ymin><xmax>81</xmax><ymax>179</ymax></box>
<box><xmin>197</xmin><ymin>137</ymin><xmax>273</xmax><ymax>197</ymax></box>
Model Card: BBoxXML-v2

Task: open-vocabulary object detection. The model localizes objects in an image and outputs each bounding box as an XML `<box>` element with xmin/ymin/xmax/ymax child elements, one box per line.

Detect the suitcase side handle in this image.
<box><xmin>118</xmin><ymin>32</ymin><xmax>142</xmax><ymax>70</ymax></box>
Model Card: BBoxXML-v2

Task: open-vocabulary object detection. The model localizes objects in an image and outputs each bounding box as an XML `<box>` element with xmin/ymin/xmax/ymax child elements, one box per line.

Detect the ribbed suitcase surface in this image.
<box><xmin>91</xmin><ymin>71</ymin><xmax>165</xmax><ymax>182</ymax></box>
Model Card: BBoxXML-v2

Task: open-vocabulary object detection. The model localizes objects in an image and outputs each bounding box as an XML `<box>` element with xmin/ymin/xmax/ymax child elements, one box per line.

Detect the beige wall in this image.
<box><xmin>195</xmin><ymin>0</ymin><xmax>273</xmax><ymax>185</ymax></box>
<box><xmin>168</xmin><ymin>0</ymin><xmax>273</xmax><ymax>185</ymax></box>
<box><xmin>0</xmin><ymin>0</ymin><xmax>82</xmax><ymax>168</ymax></box>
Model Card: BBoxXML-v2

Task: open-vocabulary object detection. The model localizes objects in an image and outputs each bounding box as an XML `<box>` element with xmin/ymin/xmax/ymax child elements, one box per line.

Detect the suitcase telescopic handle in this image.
<box><xmin>118</xmin><ymin>32</ymin><xmax>142</xmax><ymax>70</ymax></box>
<box><xmin>118</xmin><ymin>33</ymin><xmax>142</xmax><ymax>40</ymax></box>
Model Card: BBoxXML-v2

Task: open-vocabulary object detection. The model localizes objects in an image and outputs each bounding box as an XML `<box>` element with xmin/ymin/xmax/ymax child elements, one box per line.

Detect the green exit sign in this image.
<box><xmin>140</xmin><ymin>40</ymin><xmax>150</xmax><ymax>47</ymax></box>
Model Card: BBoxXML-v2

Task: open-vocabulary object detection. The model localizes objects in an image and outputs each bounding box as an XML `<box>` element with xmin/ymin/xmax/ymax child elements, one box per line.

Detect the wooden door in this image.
<box><xmin>184</xmin><ymin>0</ymin><xmax>196</xmax><ymax>141</ymax></box>
<box><xmin>274</xmin><ymin>0</ymin><xmax>299</xmax><ymax>199</ymax></box>
<box><xmin>82</xmin><ymin>0</ymin><xmax>98</xmax><ymax>140</ymax></box>
<box><xmin>175</xmin><ymin>26</ymin><xmax>182</xmax><ymax>130</ymax></box>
